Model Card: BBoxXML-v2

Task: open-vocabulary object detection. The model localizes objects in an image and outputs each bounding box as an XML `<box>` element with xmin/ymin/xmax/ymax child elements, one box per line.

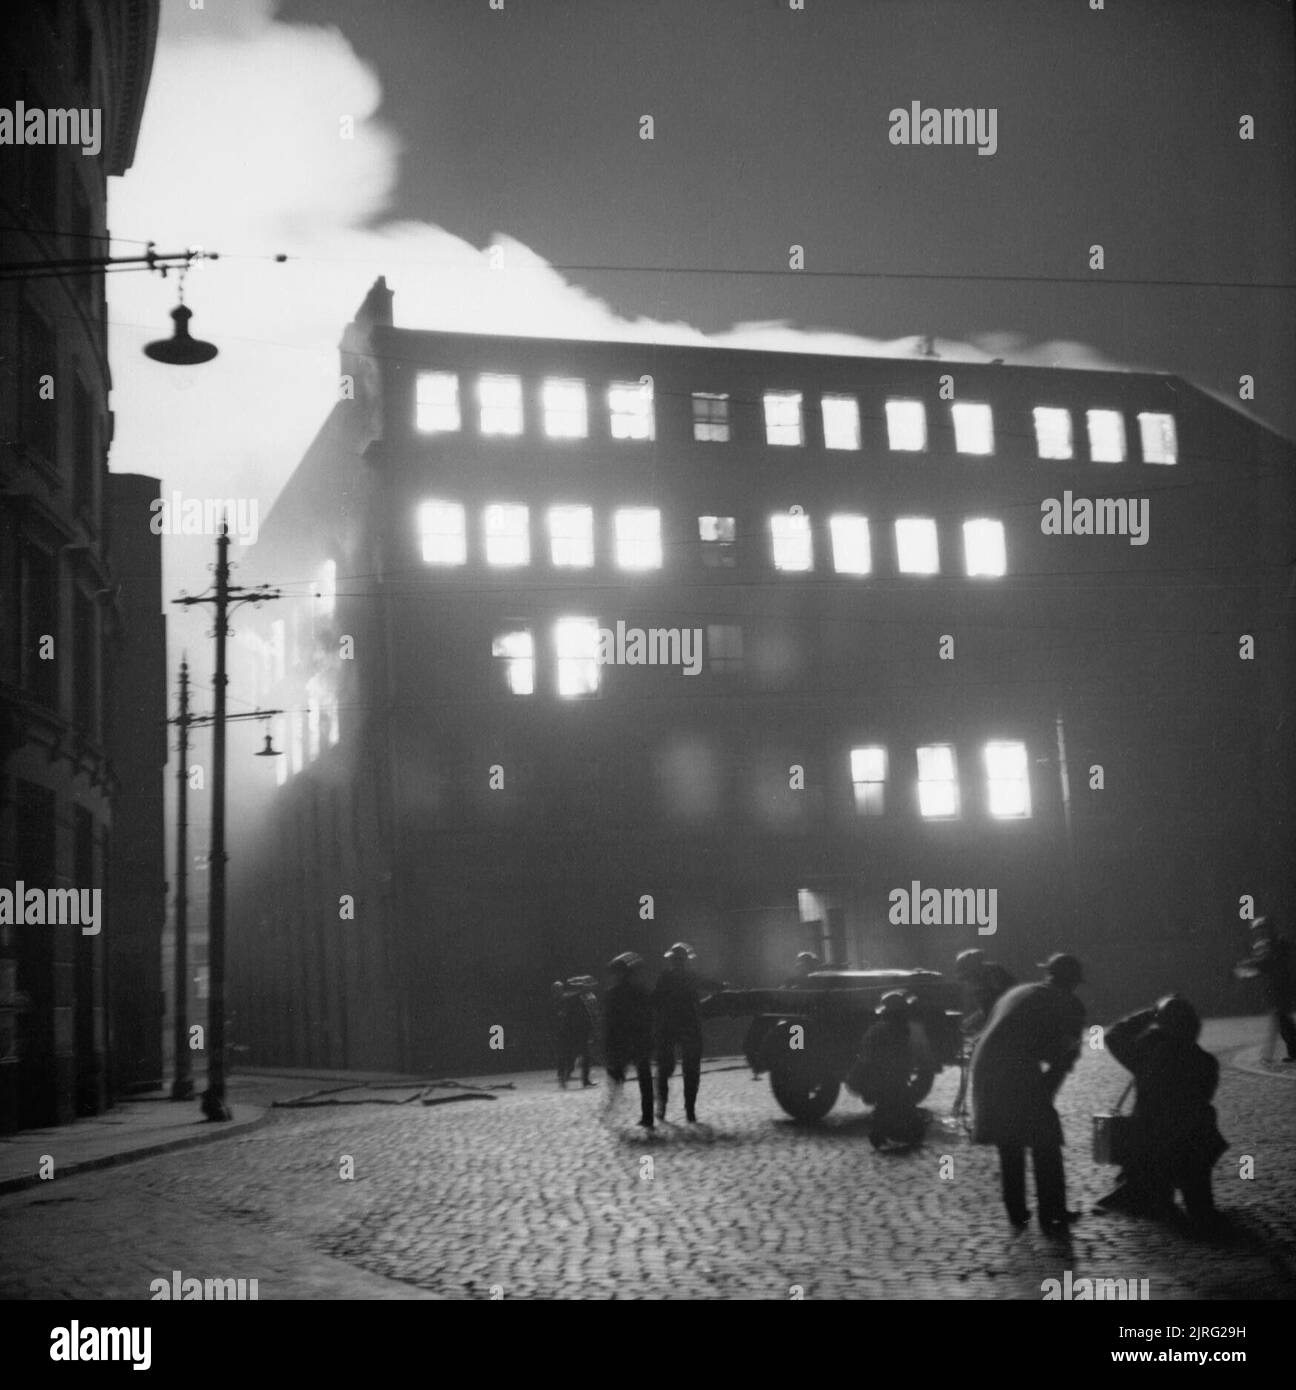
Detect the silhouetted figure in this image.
<box><xmin>603</xmin><ymin>953</ymin><xmax>655</xmax><ymax>1128</ymax></box>
<box><xmin>1238</xmin><ymin>918</ymin><xmax>1296</xmax><ymax>1062</ymax></box>
<box><xmin>1097</xmin><ymin>996</ymin><xmax>1227</xmax><ymax>1225</ymax></box>
<box><xmin>653</xmin><ymin>942</ymin><xmax>718</xmax><ymax>1122</ymax></box>
<box><xmin>561</xmin><ymin>976</ymin><xmax>599</xmax><ymax>1088</ymax></box>
<box><xmin>971</xmin><ymin>953</ymin><xmax>1086</xmax><ymax>1233</ymax></box>
<box><xmin>551</xmin><ymin>981</ymin><xmax>568</xmax><ymax>1087</ymax></box>
<box><xmin>954</xmin><ymin>948</ymin><xmax>1016</xmax><ymax>1033</ymax></box>
<box><xmin>855</xmin><ymin>991</ymin><xmax>935</xmax><ymax>1150</ymax></box>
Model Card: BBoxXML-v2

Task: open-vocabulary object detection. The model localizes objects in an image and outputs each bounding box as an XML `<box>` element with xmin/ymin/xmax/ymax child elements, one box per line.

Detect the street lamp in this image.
<box><xmin>144</xmin><ymin>302</ymin><xmax>218</xmax><ymax>365</ymax></box>
<box><xmin>173</xmin><ymin>523</ymin><xmax>280</xmax><ymax>1120</ymax></box>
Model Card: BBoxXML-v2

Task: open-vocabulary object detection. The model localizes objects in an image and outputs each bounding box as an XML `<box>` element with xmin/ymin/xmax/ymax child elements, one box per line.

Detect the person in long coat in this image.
<box><xmin>1098</xmin><ymin>995</ymin><xmax>1227</xmax><ymax>1224</ymax></box>
<box><xmin>603</xmin><ymin>953</ymin><xmax>655</xmax><ymax>1128</ymax></box>
<box><xmin>562</xmin><ymin>976</ymin><xmax>599</xmax><ymax>1088</ymax></box>
<box><xmin>970</xmin><ymin>952</ymin><xmax>1086</xmax><ymax>1232</ymax></box>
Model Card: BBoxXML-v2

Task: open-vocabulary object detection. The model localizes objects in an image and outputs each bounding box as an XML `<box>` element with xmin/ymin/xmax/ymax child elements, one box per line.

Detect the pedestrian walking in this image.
<box><xmin>1235</xmin><ymin>918</ymin><xmax>1296</xmax><ymax>1062</ymax></box>
<box><xmin>653</xmin><ymin>942</ymin><xmax>720</xmax><ymax>1123</ymax></box>
<box><xmin>1096</xmin><ymin>995</ymin><xmax>1227</xmax><ymax>1227</ymax></box>
<box><xmin>562</xmin><ymin>976</ymin><xmax>599</xmax><ymax>1089</ymax></box>
<box><xmin>855</xmin><ymin>990</ymin><xmax>935</xmax><ymax>1150</ymax></box>
<box><xmin>551</xmin><ymin>980</ymin><xmax>569</xmax><ymax>1087</ymax></box>
<box><xmin>970</xmin><ymin>952</ymin><xmax>1086</xmax><ymax>1233</ymax></box>
<box><xmin>603</xmin><ymin>952</ymin><xmax>655</xmax><ymax>1128</ymax></box>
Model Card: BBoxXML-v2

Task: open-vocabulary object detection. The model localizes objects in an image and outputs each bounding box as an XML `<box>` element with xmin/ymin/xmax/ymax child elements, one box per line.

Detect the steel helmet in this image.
<box><xmin>877</xmin><ymin>990</ymin><xmax>910</xmax><ymax>1018</ymax></box>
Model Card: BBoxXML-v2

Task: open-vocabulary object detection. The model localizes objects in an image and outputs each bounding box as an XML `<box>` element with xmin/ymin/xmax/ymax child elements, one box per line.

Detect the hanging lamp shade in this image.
<box><xmin>144</xmin><ymin>303</ymin><xmax>218</xmax><ymax>365</ymax></box>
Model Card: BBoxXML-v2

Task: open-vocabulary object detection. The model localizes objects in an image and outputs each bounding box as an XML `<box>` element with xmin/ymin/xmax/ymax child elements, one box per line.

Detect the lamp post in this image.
<box><xmin>166</xmin><ymin>658</ymin><xmax>280</xmax><ymax>1103</ymax></box>
<box><xmin>173</xmin><ymin>522</ymin><xmax>280</xmax><ymax>1120</ymax></box>
<box><xmin>170</xmin><ymin>658</ymin><xmax>194</xmax><ymax>1100</ymax></box>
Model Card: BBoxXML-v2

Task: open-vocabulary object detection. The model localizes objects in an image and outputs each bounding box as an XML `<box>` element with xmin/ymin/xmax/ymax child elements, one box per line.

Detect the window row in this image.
<box><xmin>418</xmin><ymin>502</ymin><xmax>1008</xmax><ymax>577</ymax></box>
<box><xmin>491</xmin><ymin>620</ymin><xmax>744</xmax><ymax>697</ymax></box>
<box><xmin>414</xmin><ymin>370</ymin><xmax>1178</xmax><ymax>464</ymax></box>
<box><xmin>850</xmin><ymin>741</ymin><xmax>1031</xmax><ymax>819</ymax></box>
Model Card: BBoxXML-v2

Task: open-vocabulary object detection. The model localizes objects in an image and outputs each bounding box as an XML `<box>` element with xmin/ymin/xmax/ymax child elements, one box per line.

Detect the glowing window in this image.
<box><xmin>952</xmin><ymin>402</ymin><xmax>994</xmax><ymax>455</ymax></box>
<box><xmin>770</xmin><ymin>511</ymin><xmax>813</xmax><ymax>571</ymax></box>
<box><xmin>821</xmin><ymin>395</ymin><xmax>861</xmax><ymax>450</ymax></box>
<box><xmin>416</xmin><ymin>371</ymin><xmax>460</xmax><ymax>432</ymax></box>
<box><xmin>483</xmin><ymin>504</ymin><xmax>530</xmax><ymax>567</ymax></box>
<box><xmin>1034</xmin><ymin>407</ymin><xmax>1072</xmax><ymax>460</ymax></box>
<box><xmin>609</xmin><ymin>380</ymin><xmax>654</xmax><ymax>440</ymax></box>
<box><xmin>614</xmin><ymin>507</ymin><xmax>662</xmax><ymax>570</ymax></box>
<box><xmin>418</xmin><ymin>500</ymin><xmax>466</xmax><ymax>565</ymax></box>
<box><xmin>542</xmin><ymin>378</ymin><xmax>587</xmax><ymax>439</ymax></box>
<box><xmin>985</xmin><ymin>740</ymin><xmax>1031</xmax><ymax>818</ymax></box>
<box><xmin>316</xmin><ymin>559</ymin><xmax>336</xmax><ymax>616</ymax></box>
<box><xmin>555</xmin><ymin>617</ymin><xmax>600</xmax><ymax>697</ymax></box>
<box><xmin>764</xmin><ymin>391</ymin><xmax>803</xmax><ymax>446</ymax></box>
<box><xmin>478</xmin><ymin>374</ymin><xmax>523</xmax><ymax>436</ymax></box>
<box><xmin>850</xmin><ymin>746</ymin><xmax>887</xmax><ymax>816</ymax></box>
<box><xmin>692</xmin><ymin>392</ymin><xmax>730</xmax><ymax>443</ymax></box>
<box><xmin>917</xmin><ymin>744</ymin><xmax>958</xmax><ymax>818</ymax></box>
<box><xmin>493</xmin><ymin>629</ymin><xmax>535</xmax><ymax>696</ymax></box>
<box><xmin>886</xmin><ymin>399</ymin><xmax>927</xmax><ymax>451</ymax></box>
<box><xmin>707</xmin><ymin>624</ymin><xmax>744</xmax><ymax>674</ymax></box>
<box><xmin>1139</xmin><ymin>412</ymin><xmax>1177</xmax><ymax>464</ymax></box>
<box><xmin>1087</xmin><ymin>409</ymin><xmax>1126</xmax><ymax>463</ymax></box>
<box><xmin>698</xmin><ymin>515</ymin><xmax>736</xmax><ymax>568</ymax></box>
<box><xmin>963</xmin><ymin>518</ymin><xmax>1006</xmax><ymax>577</ymax></box>
<box><xmin>548</xmin><ymin>505</ymin><xmax>594</xmax><ymax>568</ymax></box>
<box><xmin>830</xmin><ymin>514</ymin><xmax>871</xmax><ymax>575</ymax></box>
<box><xmin>895</xmin><ymin>517</ymin><xmax>939</xmax><ymax>575</ymax></box>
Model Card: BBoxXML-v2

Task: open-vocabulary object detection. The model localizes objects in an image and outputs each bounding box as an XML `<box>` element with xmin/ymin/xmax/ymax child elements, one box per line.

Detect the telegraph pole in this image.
<box><xmin>170</xmin><ymin>658</ymin><xmax>194</xmax><ymax>1100</ymax></box>
<box><xmin>174</xmin><ymin>521</ymin><xmax>280</xmax><ymax>1121</ymax></box>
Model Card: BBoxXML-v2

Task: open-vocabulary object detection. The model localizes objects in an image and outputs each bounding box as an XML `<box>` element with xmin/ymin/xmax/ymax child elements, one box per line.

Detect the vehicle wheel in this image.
<box><xmin>770</xmin><ymin>1059</ymin><xmax>841</xmax><ymax>1121</ymax></box>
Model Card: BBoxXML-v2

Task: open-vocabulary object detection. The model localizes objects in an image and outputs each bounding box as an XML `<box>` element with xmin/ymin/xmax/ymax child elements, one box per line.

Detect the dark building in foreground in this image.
<box><xmin>0</xmin><ymin>0</ymin><xmax>162</xmax><ymax>1129</ymax></box>
<box><xmin>227</xmin><ymin>279</ymin><xmax>1296</xmax><ymax>1077</ymax></box>
<box><xmin>104</xmin><ymin>473</ymin><xmax>166</xmax><ymax>1096</ymax></box>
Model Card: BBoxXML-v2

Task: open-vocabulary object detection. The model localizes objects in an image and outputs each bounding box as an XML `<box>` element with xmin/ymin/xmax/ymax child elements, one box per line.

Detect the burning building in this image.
<box><xmin>226</xmin><ymin>278</ymin><xmax>1295</xmax><ymax>1076</ymax></box>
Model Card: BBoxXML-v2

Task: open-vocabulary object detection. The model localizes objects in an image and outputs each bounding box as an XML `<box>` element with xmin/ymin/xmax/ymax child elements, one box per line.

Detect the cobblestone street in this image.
<box><xmin>2</xmin><ymin>1033</ymin><xmax>1293</xmax><ymax>1301</ymax></box>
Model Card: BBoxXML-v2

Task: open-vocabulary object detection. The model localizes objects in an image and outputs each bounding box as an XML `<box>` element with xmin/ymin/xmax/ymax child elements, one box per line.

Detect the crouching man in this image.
<box><xmin>1099</xmin><ymin>995</ymin><xmax>1227</xmax><ymax>1227</ymax></box>
<box><xmin>855</xmin><ymin>991</ymin><xmax>935</xmax><ymax>1150</ymax></box>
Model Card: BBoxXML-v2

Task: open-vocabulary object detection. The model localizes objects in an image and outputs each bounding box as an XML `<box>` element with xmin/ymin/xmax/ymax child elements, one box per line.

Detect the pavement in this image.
<box><xmin>0</xmin><ymin>1016</ymin><xmax>1292</xmax><ymax>1300</ymax></box>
